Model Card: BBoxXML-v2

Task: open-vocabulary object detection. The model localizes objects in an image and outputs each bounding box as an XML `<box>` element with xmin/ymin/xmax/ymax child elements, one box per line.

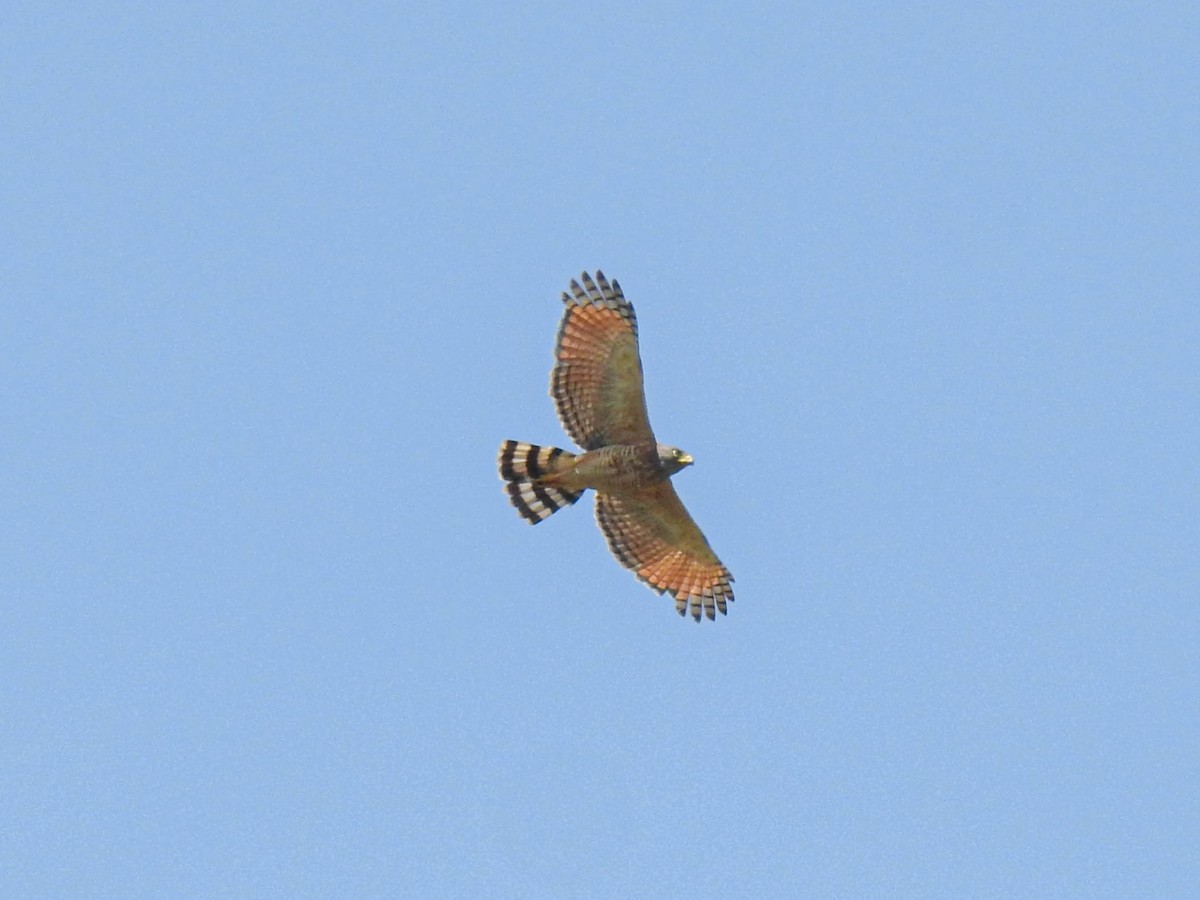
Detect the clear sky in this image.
<box><xmin>3</xmin><ymin>2</ymin><xmax>1197</xmax><ymax>897</ymax></box>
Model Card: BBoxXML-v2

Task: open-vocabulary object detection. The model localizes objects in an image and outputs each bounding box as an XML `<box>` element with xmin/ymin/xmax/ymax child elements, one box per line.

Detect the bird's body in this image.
<box><xmin>565</xmin><ymin>443</ymin><xmax>689</xmax><ymax>493</ymax></box>
<box><xmin>497</xmin><ymin>272</ymin><xmax>733</xmax><ymax>621</ymax></box>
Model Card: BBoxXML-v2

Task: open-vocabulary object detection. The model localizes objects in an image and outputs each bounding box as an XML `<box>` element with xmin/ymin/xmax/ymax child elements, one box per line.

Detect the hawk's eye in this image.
<box><xmin>674</xmin><ymin>449</ymin><xmax>683</xmax><ymax>458</ymax></box>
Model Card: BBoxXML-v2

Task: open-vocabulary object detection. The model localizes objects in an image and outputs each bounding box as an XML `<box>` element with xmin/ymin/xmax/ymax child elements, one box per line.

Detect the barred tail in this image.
<box><xmin>497</xmin><ymin>440</ymin><xmax>583</xmax><ymax>523</ymax></box>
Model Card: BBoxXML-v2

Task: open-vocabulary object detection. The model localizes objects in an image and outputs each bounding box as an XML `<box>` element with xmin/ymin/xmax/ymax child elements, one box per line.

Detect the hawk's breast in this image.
<box><xmin>567</xmin><ymin>442</ymin><xmax>663</xmax><ymax>495</ymax></box>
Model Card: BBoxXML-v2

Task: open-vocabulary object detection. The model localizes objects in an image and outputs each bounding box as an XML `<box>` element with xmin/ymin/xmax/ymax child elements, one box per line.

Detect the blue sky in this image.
<box><xmin>3</xmin><ymin>2</ymin><xmax>1197</xmax><ymax>896</ymax></box>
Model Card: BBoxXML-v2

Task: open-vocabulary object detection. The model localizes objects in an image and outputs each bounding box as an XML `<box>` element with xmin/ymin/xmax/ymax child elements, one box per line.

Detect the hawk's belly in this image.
<box><xmin>561</xmin><ymin>443</ymin><xmax>664</xmax><ymax>495</ymax></box>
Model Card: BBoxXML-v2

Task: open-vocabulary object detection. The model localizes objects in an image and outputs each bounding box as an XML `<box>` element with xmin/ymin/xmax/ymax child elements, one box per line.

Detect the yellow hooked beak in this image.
<box><xmin>678</xmin><ymin>453</ymin><xmax>694</xmax><ymax>466</ymax></box>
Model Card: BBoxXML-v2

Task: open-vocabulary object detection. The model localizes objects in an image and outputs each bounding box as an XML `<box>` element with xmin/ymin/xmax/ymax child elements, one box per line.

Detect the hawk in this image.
<box><xmin>497</xmin><ymin>271</ymin><xmax>734</xmax><ymax>621</ymax></box>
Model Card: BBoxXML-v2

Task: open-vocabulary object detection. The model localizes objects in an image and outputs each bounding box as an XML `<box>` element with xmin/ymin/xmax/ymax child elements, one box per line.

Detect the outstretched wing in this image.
<box><xmin>594</xmin><ymin>484</ymin><xmax>735</xmax><ymax>622</ymax></box>
<box><xmin>551</xmin><ymin>272</ymin><xmax>655</xmax><ymax>451</ymax></box>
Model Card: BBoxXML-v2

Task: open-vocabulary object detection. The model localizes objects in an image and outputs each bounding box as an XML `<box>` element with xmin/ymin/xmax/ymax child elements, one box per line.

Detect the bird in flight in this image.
<box><xmin>497</xmin><ymin>271</ymin><xmax>734</xmax><ymax>621</ymax></box>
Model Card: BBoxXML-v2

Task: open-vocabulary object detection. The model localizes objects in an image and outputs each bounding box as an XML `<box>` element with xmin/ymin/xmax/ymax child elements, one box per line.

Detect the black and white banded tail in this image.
<box><xmin>497</xmin><ymin>440</ymin><xmax>583</xmax><ymax>523</ymax></box>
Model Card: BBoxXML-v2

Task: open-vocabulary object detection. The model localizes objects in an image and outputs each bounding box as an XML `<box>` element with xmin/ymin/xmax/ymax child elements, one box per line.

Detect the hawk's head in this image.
<box><xmin>657</xmin><ymin>444</ymin><xmax>694</xmax><ymax>476</ymax></box>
